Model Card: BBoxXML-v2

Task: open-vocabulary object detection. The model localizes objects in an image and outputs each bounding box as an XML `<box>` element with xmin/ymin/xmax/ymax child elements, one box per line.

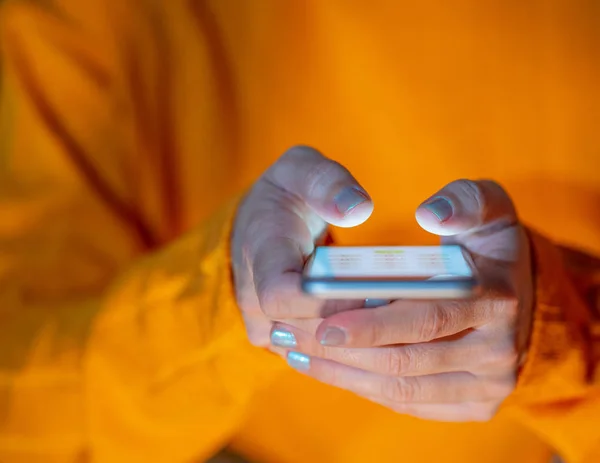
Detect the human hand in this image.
<box><xmin>270</xmin><ymin>180</ymin><xmax>534</xmax><ymax>421</ymax></box>
<box><xmin>232</xmin><ymin>146</ymin><xmax>374</xmax><ymax>347</ymax></box>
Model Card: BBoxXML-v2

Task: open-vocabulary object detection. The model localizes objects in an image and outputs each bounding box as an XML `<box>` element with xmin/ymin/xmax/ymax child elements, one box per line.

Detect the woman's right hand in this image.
<box><xmin>231</xmin><ymin>146</ymin><xmax>374</xmax><ymax>347</ymax></box>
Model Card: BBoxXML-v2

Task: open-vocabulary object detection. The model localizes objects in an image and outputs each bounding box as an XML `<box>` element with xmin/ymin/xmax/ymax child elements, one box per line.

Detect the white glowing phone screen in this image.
<box><xmin>306</xmin><ymin>245</ymin><xmax>474</xmax><ymax>281</ymax></box>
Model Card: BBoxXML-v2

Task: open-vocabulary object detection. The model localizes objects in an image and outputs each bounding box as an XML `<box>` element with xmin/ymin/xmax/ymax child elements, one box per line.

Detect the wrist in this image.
<box><xmin>509</xmin><ymin>228</ymin><xmax>593</xmax><ymax>405</ymax></box>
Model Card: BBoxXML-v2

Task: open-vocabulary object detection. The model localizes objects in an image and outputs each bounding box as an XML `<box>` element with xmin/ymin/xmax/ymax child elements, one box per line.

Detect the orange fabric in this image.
<box><xmin>0</xmin><ymin>1</ymin><xmax>599</xmax><ymax>462</ymax></box>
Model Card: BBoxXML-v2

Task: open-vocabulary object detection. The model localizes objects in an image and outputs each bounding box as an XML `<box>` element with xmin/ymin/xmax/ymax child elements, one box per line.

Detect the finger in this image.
<box><xmin>270</xmin><ymin>325</ymin><xmax>518</xmax><ymax>376</ymax></box>
<box><xmin>364</xmin><ymin>298</ymin><xmax>391</xmax><ymax>308</ymax></box>
<box><xmin>415</xmin><ymin>179</ymin><xmax>517</xmax><ymax>237</ymax></box>
<box><xmin>246</xmin><ymin>146</ymin><xmax>375</xmax><ymax>319</ymax></box>
<box><xmin>242</xmin><ymin>312</ymin><xmax>274</xmax><ymax>347</ymax></box>
<box><xmin>250</xmin><ymin>234</ymin><xmax>317</xmax><ymax>316</ymax></box>
<box><xmin>365</xmin><ymin>397</ymin><xmax>498</xmax><ymax>422</ymax></box>
<box><xmin>275</xmin><ymin>318</ymin><xmax>324</xmax><ymax>334</ymax></box>
<box><xmin>314</xmin><ymin>299</ymin><xmax>489</xmax><ymax>347</ymax></box>
<box><xmin>253</xmin><ymin>267</ymin><xmax>364</xmax><ymax>321</ymax></box>
<box><xmin>264</xmin><ymin>146</ymin><xmax>374</xmax><ymax>228</ymax></box>
<box><xmin>285</xmin><ymin>353</ymin><xmax>513</xmax><ymax>403</ymax></box>
<box><xmin>244</xmin><ymin>311</ymin><xmax>326</xmax><ymax>348</ymax></box>
<box><xmin>268</xmin><ymin>346</ymin><xmax>288</xmax><ymax>358</ymax></box>
<box><xmin>251</xmin><ymin>235</ymin><xmax>365</xmax><ymax>319</ymax></box>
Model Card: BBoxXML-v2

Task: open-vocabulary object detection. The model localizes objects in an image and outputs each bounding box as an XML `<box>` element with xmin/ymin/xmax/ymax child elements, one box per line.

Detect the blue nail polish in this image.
<box><xmin>287</xmin><ymin>352</ymin><xmax>310</xmax><ymax>371</ymax></box>
<box><xmin>271</xmin><ymin>329</ymin><xmax>297</xmax><ymax>348</ymax></box>
<box><xmin>424</xmin><ymin>197</ymin><xmax>453</xmax><ymax>222</ymax></box>
<box><xmin>334</xmin><ymin>187</ymin><xmax>369</xmax><ymax>216</ymax></box>
<box><xmin>364</xmin><ymin>298</ymin><xmax>391</xmax><ymax>308</ymax></box>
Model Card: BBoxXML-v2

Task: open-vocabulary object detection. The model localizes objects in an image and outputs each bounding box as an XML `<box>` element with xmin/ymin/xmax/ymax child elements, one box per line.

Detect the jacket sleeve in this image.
<box><xmin>505</xmin><ymin>230</ymin><xmax>600</xmax><ymax>463</ymax></box>
<box><xmin>0</xmin><ymin>3</ymin><xmax>282</xmax><ymax>463</ymax></box>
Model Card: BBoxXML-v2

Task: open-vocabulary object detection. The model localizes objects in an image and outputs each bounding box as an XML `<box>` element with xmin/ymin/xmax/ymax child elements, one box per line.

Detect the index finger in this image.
<box><xmin>251</xmin><ymin>234</ymin><xmax>318</xmax><ymax>318</ymax></box>
<box><xmin>245</xmin><ymin>146</ymin><xmax>374</xmax><ymax>318</ymax></box>
<box><xmin>315</xmin><ymin>298</ymin><xmax>495</xmax><ymax>347</ymax></box>
<box><xmin>251</xmin><ymin>236</ymin><xmax>364</xmax><ymax>319</ymax></box>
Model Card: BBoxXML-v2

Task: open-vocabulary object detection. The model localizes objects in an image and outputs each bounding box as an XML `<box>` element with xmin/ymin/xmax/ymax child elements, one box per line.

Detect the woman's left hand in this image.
<box><xmin>270</xmin><ymin>179</ymin><xmax>534</xmax><ymax>422</ymax></box>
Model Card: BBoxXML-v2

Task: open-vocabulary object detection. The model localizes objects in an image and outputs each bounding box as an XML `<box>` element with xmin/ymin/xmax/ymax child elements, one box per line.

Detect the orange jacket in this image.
<box><xmin>0</xmin><ymin>1</ymin><xmax>599</xmax><ymax>462</ymax></box>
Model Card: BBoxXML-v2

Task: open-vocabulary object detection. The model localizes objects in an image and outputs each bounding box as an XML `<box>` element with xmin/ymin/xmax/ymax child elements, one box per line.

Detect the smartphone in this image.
<box><xmin>301</xmin><ymin>245</ymin><xmax>479</xmax><ymax>300</ymax></box>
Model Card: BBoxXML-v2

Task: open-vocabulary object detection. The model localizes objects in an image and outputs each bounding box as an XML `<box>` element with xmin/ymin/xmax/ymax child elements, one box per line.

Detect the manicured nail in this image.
<box><xmin>424</xmin><ymin>197</ymin><xmax>453</xmax><ymax>222</ymax></box>
<box><xmin>334</xmin><ymin>187</ymin><xmax>369</xmax><ymax>216</ymax></box>
<box><xmin>270</xmin><ymin>328</ymin><xmax>297</xmax><ymax>348</ymax></box>
<box><xmin>364</xmin><ymin>298</ymin><xmax>391</xmax><ymax>308</ymax></box>
<box><xmin>320</xmin><ymin>327</ymin><xmax>347</xmax><ymax>346</ymax></box>
<box><xmin>287</xmin><ymin>352</ymin><xmax>310</xmax><ymax>371</ymax></box>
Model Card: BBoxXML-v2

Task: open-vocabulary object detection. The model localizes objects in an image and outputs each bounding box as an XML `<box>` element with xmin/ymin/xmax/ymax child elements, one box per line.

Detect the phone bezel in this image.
<box><xmin>301</xmin><ymin>245</ymin><xmax>480</xmax><ymax>299</ymax></box>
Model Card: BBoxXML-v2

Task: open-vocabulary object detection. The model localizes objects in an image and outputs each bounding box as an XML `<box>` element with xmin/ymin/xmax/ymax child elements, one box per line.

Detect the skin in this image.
<box><xmin>232</xmin><ymin>145</ymin><xmax>534</xmax><ymax>422</ymax></box>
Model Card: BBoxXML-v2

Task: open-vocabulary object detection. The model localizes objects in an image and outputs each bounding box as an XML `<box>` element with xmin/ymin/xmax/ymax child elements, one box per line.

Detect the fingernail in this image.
<box><xmin>364</xmin><ymin>298</ymin><xmax>391</xmax><ymax>308</ymax></box>
<box><xmin>270</xmin><ymin>328</ymin><xmax>297</xmax><ymax>348</ymax></box>
<box><xmin>287</xmin><ymin>352</ymin><xmax>311</xmax><ymax>371</ymax></box>
<box><xmin>320</xmin><ymin>327</ymin><xmax>347</xmax><ymax>346</ymax></box>
<box><xmin>334</xmin><ymin>187</ymin><xmax>369</xmax><ymax>216</ymax></box>
<box><xmin>424</xmin><ymin>197</ymin><xmax>453</xmax><ymax>222</ymax></box>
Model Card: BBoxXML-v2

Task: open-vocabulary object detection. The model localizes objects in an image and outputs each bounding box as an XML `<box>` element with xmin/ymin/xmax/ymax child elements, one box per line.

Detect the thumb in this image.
<box><xmin>415</xmin><ymin>179</ymin><xmax>518</xmax><ymax>236</ymax></box>
<box><xmin>264</xmin><ymin>146</ymin><xmax>374</xmax><ymax>228</ymax></box>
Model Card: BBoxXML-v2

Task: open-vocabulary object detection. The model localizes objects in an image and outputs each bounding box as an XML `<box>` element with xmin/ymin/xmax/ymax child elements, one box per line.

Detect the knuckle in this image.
<box><xmin>472</xmin><ymin>299</ymin><xmax>498</xmax><ymax>327</ymax></box>
<box><xmin>278</xmin><ymin>148</ymin><xmax>346</xmax><ymax>201</ymax></box>
<box><xmin>449</xmin><ymin>178</ymin><xmax>516</xmax><ymax>223</ymax></box>
<box><xmin>419</xmin><ymin>305</ymin><xmax>456</xmax><ymax>341</ymax></box>
<box><xmin>480</xmin><ymin>179</ymin><xmax>511</xmax><ymax>202</ymax></box>
<box><xmin>417</xmin><ymin>310</ymin><xmax>441</xmax><ymax>341</ymax></box>
<box><xmin>383</xmin><ymin>347</ymin><xmax>418</xmax><ymax>376</ymax></box>
<box><xmin>335</xmin><ymin>347</ymin><xmax>361</xmax><ymax>366</ymax></box>
<box><xmin>452</xmin><ymin>179</ymin><xmax>485</xmax><ymax>209</ymax></box>
<box><xmin>382</xmin><ymin>350</ymin><xmax>406</xmax><ymax>377</ymax></box>
<box><xmin>367</xmin><ymin>314</ymin><xmax>390</xmax><ymax>345</ymax></box>
<box><xmin>489</xmin><ymin>295</ymin><xmax>520</xmax><ymax>324</ymax></box>
<box><xmin>278</xmin><ymin>146</ymin><xmax>328</xmax><ymax>183</ymax></box>
<box><xmin>382</xmin><ymin>377</ymin><xmax>417</xmax><ymax>403</ymax></box>
<box><xmin>303</xmin><ymin>158</ymin><xmax>344</xmax><ymax>198</ymax></box>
